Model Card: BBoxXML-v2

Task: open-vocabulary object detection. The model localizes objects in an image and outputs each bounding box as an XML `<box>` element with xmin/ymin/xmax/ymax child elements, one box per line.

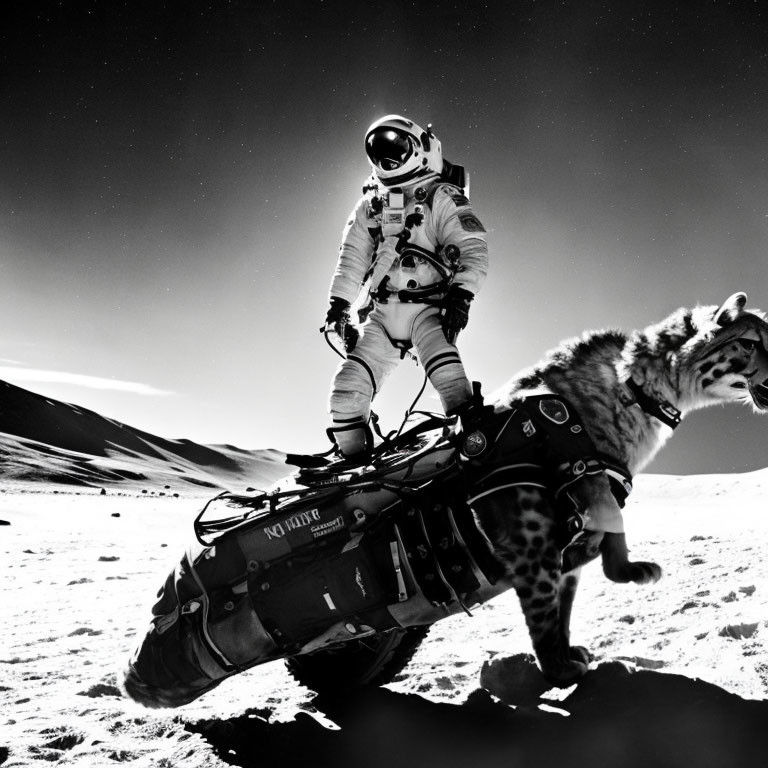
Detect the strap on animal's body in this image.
<box><xmin>461</xmin><ymin>394</ymin><xmax>633</xmax><ymax>545</ymax></box>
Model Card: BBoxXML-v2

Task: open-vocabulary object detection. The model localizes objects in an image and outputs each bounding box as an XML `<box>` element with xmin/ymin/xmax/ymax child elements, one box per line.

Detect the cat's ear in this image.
<box><xmin>714</xmin><ymin>292</ymin><xmax>747</xmax><ymax>326</ymax></box>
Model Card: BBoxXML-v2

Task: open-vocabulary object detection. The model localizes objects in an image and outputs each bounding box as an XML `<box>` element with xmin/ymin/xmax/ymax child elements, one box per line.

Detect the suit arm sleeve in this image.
<box><xmin>328</xmin><ymin>198</ymin><xmax>377</xmax><ymax>304</ymax></box>
<box><xmin>431</xmin><ymin>186</ymin><xmax>489</xmax><ymax>296</ymax></box>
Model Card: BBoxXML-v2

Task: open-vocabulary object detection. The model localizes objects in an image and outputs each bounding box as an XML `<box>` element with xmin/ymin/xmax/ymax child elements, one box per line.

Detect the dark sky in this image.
<box><xmin>2</xmin><ymin>0</ymin><xmax>767</xmax><ymax>474</ymax></box>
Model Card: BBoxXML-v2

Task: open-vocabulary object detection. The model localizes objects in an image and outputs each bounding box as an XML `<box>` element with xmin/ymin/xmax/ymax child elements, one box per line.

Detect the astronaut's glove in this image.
<box><xmin>324</xmin><ymin>296</ymin><xmax>359</xmax><ymax>353</ymax></box>
<box><xmin>442</xmin><ymin>286</ymin><xmax>474</xmax><ymax>344</ymax></box>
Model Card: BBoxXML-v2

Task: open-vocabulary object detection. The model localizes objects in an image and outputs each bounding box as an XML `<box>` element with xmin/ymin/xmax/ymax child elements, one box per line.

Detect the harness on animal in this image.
<box><xmin>192</xmin><ymin>393</ymin><xmax>633</xmax><ymax>655</ymax></box>
<box><xmin>460</xmin><ymin>394</ymin><xmax>634</xmax><ymax>543</ymax></box>
<box><xmin>131</xmin><ymin>395</ymin><xmax>636</xmax><ymax>699</ymax></box>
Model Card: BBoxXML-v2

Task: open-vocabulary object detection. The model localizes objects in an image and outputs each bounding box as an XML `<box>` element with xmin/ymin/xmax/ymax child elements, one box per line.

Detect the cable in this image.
<box><xmin>394</xmin><ymin>371</ymin><xmax>429</xmax><ymax>440</ymax></box>
<box><xmin>322</xmin><ymin>328</ymin><xmax>348</xmax><ymax>360</ymax></box>
<box><xmin>321</xmin><ymin>326</ymin><xmax>434</xmax><ymax>453</ymax></box>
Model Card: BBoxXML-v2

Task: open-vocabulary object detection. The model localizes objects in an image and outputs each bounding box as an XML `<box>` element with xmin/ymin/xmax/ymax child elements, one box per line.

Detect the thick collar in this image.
<box><xmin>620</xmin><ymin>378</ymin><xmax>682</xmax><ymax>430</ymax></box>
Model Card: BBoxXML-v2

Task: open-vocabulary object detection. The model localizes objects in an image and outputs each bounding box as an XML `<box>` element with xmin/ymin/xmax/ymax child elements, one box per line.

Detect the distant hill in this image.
<box><xmin>0</xmin><ymin>379</ymin><xmax>288</xmax><ymax>492</ymax></box>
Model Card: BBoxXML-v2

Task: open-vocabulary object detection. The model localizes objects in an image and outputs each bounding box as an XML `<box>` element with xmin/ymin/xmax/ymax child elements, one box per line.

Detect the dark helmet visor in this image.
<box><xmin>366</xmin><ymin>129</ymin><xmax>413</xmax><ymax>171</ymax></box>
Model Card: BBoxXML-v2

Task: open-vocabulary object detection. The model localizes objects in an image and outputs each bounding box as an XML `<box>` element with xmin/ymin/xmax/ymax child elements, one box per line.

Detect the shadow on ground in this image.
<box><xmin>187</xmin><ymin>658</ymin><xmax>767</xmax><ymax>768</ymax></box>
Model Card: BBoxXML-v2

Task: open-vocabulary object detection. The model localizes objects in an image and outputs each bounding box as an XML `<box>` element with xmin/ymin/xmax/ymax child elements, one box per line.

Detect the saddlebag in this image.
<box><xmin>126</xmin><ymin>491</ymin><xmax>417</xmax><ymax>707</ymax></box>
<box><xmin>125</xmin><ymin>432</ymin><xmax>467</xmax><ymax>707</ymax></box>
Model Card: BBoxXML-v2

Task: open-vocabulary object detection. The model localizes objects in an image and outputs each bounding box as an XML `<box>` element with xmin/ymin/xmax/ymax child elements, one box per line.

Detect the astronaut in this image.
<box><xmin>323</xmin><ymin>115</ymin><xmax>490</xmax><ymax>462</ymax></box>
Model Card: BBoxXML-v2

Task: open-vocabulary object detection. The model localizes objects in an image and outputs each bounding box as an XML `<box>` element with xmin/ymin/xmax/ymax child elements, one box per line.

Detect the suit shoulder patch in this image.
<box><xmin>458</xmin><ymin>211</ymin><xmax>486</xmax><ymax>232</ymax></box>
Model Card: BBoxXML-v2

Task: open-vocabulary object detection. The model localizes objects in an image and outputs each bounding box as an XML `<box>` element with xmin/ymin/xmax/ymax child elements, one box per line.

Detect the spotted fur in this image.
<box><xmin>474</xmin><ymin>292</ymin><xmax>768</xmax><ymax>685</ymax></box>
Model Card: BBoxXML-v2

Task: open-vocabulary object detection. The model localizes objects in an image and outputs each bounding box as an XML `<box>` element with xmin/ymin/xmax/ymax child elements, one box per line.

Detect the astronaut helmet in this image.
<box><xmin>364</xmin><ymin>115</ymin><xmax>443</xmax><ymax>189</ymax></box>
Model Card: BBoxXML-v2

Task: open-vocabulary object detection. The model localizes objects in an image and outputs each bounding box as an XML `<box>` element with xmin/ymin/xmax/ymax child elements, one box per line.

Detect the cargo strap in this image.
<box><xmin>393</xmin><ymin>480</ymin><xmax>505</xmax><ymax>612</ymax></box>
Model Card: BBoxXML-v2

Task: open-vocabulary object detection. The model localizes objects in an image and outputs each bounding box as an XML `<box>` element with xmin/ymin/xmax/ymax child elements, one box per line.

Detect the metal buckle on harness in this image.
<box><xmin>659</xmin><ymin>401</ymin><xmax>682</xmax><ymax>423</ymax></box>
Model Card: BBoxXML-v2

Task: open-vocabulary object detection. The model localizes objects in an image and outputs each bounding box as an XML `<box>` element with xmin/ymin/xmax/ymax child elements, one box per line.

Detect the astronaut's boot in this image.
<box><xmin>448</xmin><ymin>382</ymin><xmax>495</xmax><ymax>459</ymax></box>
<box><xmin>327</xmin><ymin>421</ymin><xmax>374</xmax><ymax>468</ymax></box>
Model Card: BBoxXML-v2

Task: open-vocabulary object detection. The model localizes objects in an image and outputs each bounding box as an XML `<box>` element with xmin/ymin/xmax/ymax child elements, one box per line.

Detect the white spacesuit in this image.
<box><xmin>324</xmin><ymin>115</ymin><xmax>489</xmax><ymax>460</ymax></box>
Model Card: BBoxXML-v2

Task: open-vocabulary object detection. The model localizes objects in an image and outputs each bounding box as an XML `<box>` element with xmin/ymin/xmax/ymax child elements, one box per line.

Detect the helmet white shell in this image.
<box><xmin>364</xmin><ymin>115</ymin><xmax>443</xmax><ymax>188</ymax></box>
